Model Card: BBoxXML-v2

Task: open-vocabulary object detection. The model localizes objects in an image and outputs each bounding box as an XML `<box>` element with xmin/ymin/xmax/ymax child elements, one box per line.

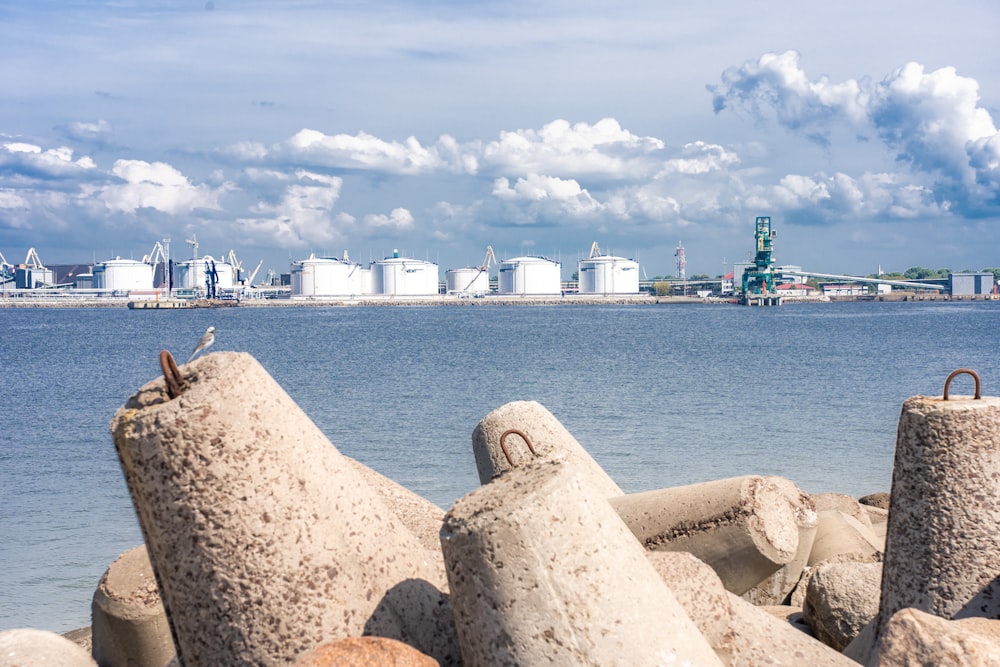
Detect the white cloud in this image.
<box><xmin>0</xmin><ymin>141</ymin><xmax>97</xmax><ymax>177</ymax></box>
<box><xmin>272</xmin><ymin>129</ymin><xmax>471</xmax><ymax>175</ymax></box>
<box><xmin>237</xmin><ymin>170</ymin><xmax>351</xmax><ymax>247</ymax></box>
<box><xmin>99</xmin><ymin>160</ymin><xmax>227</xmax><ymax>214</ymax></box>
<box><xmin>64</xmin><ymin>120</ymin><xmax>113</xmax><ymax>144</ymax></box>
<box><xmin>363</xmin><ymin>207</ymin><xmax>415</xmax><ymax>230</ymax></box>
<box><xmin>481</xmin><ymin>118</ymin><xmax>665</xmax><ymax>179</ymax></box>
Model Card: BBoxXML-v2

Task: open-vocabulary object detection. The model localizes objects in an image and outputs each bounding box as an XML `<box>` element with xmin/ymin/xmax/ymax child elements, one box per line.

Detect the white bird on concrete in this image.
<box><xmin>188</xmin><ymin>326</ymin><xmax>215</xmax><ymax>362</ymax></box>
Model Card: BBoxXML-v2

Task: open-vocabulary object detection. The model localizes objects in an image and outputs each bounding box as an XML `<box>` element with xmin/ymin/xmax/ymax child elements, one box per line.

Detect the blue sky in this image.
<box><xmin>1</xmin><ymin>0</ymin><xmax>998</xmax><ymax>279</ymax></box>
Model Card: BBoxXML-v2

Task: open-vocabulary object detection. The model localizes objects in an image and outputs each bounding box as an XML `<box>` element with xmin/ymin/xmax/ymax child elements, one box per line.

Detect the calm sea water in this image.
<box><xmin>1</xmin><ymin>301</ymin><xmax>998</xmax><ymax>632</ymax></box>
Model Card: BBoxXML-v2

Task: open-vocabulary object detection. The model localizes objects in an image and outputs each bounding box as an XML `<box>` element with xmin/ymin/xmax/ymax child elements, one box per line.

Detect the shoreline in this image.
<box><xmin>0</xmin><ymin>292</ymin><xmax>997</xmax><ymax>308</ymax></box>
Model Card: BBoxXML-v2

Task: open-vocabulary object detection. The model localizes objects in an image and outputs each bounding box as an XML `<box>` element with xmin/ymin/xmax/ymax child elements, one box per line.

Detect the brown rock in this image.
<box><xmin>803</xmin><ymin>561</ymin><xmax>881</xmax><ymax>651</ymax></box>
<box><xmin>859</xmin><ymin>492</ymin><xmax>890</xmax><ymax>510</ymax></box>
<box><xmin>293</xmin><ymin>637</ymin><xmax>438</xmax><ymax>667</ymax></box>
<box><xmin>875</xmin><ymin>608</ymin><xmax>1000</xmax><ymax>666</ymax></box>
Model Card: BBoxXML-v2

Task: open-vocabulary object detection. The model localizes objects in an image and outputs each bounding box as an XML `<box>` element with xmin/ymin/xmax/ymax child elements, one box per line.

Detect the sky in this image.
<box><xmin>1</xmin><ymin>0</ymin><xmax>998</xmax><ymax>280</ymax></box>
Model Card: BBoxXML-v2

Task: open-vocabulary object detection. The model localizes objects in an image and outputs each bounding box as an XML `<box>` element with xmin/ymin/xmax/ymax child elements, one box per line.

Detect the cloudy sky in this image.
<box><xmin>2</xmin><ymin>0</ymin><xmax>998</xmax><ymax>279</ymax></box>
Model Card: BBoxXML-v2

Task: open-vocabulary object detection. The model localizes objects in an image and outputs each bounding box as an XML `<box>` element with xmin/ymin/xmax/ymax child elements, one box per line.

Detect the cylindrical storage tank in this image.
<box><xmin>172</xmin><ymin>256</ymin><xmax>235</xmax><ymax>290</ymax></box>
<box><xmin>290</xmin><ymin>255</ymin><xmax>362</xmax><ymax>297</ymax></box>
<box><xmin>578</xmin><ymin>256</ymin><xmax>640</xmax><ymax>294</ymax></box>
<box><xmin>371</xmin><ymin>256</ymin><xmax>439</xmax><ymax>296</ymax></box>
<box><xmin>359</xmin><ymin>267</ymin><xmax>373</xmax><ymax>295</ymax></box>
<box><xmin>93</xmin><ymin>258</ymin><xmax>154</xmax><ymax>291</ymax></box>
<box><xmin>498</xmin><ymin>256</ymin><xmax>561</xmax><ymax>295</ymax></box>
<box><xmin>445</xmin><ymin>268</ymin><xmax>489</xmax><ymax>295</ymax></box>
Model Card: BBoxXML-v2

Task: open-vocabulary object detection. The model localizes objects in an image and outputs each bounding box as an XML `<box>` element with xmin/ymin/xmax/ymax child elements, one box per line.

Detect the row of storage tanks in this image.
<box><xmin>291</xmin><ymin>252</ymin><xmax>641</xmax><ymax>297</ymax></box>
<box><xmin>90</xmin><ymin>257</ymin><xmax>237</xmax><ymax>291</ymax></box>
<box><xmin>87</xmin><ymin>251</ymin><xmax>641</xmax><ymax>296</ymax></box>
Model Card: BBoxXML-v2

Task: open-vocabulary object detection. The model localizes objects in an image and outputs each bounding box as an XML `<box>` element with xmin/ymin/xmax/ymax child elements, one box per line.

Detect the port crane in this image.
<box><xmin>0</xmin><ymin>251</ymin><xmax>14</xmax><ymax>285</ymax></box>
<box><xmin>143</xmin><ymin>240</ymin><xmax>171</xmax><ymax>289</ymax></box>
<box><xmin>461</xmin><ymin>245</ymin><xmax>497</xmax><ymax>294</ymax></box>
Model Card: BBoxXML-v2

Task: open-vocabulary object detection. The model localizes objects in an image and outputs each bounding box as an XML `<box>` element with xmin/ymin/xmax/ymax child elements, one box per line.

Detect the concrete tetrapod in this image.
<box><xmin>877</xmin><ymin>393</ymin><xmax>1000</xmax><ymax>630</ymax></box>
<box><xmin>608</xmin><ymin>475</ymin><xmax>803</xmax><ymax>595</ymax></box>
<box><xmin>111</xmin><ymin>352</ymin><xmax>459</xmax><ymax>667</ymax></box>
<box><xmin>471</xmin><ymin>400</ymin><xmax>623</xmax><ymax>498</ymax></box>
<box><xmin>741</xmin><ymin>476</ymin><xmax>818</xmax><ymax>606</ymax></box>
<box><xmin>441</xmin><ymin>457</ymin><xmax>723</xmax><ymax>666</ymax></box>
<box><xmin>91</xmin><ymin>544</ymin><xmax>175</xmax><ymax>667</ymax></box>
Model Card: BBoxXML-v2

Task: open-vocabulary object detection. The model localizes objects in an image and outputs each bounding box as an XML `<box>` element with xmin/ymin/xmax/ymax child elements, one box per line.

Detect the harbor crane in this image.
<box><xmin>462</xmin><ymin>245</ymin><xmax>497</xmax><ymax>294</ymax></box>
<box><xmin>186</xmin><ymin>235</ymin><xmax>199</xmax><ymax>260</ymax></box>
<box><xmin>0</xmin><ymin>251</ymin><xmax>14</xmax><ymax>285</ymax></box>
<box><xmin>143</xmin><ymin>240</ymin><xmax>170</xmax><ymax>288</ymax></box>
<box><xmin>22</xmin><ymin>247</ymin><xmax>45</xmax><ymax>269</ymax></box>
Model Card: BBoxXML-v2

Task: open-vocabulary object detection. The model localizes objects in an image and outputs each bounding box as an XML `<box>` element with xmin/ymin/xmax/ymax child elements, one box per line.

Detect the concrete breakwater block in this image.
<box><xmin>802</xmin><ymin>560</ymin><xmax>881</xmax><ymax>651</ymax></box>
<box><xmin>0</xmin><ymin>628</ymin><xmax>97</xmax><ymax>667</ymax></box>
<box><xmin>875</xmin><ymin>608</ymin><xmax>1000</xmax><ymax>666</ymax></box>
<box><xmin>111</xmin><ymin>352</ymin><xmax>459</xmax><ymax>666</ymax></box>
<box><xmin>644</xmin><ymin>546</ymin><xmax>853</xmax><ymax>665</ymax></box>
<box><xmin>807</xmin><ymin>510</ymin><xmax>882</xmax><ymax>567</ymax></box>
<box><xmin>741</xmin><ymin>477</ymin><xmax>818</xmax><ymax>606</ymax></box>
<box><xmin>878</xmin><ymin>393</ymin><xmax>1000</xmax><ymax>627</ymax></box>
<box><xmin>471</xmin><ymin>400</ymin><xmax>624</xmax><ymax>498</ymax></box>
<box><xmin>609</xmin><ymin>475</ymin><xmax>805</xmax><ymax>595</ymax></box>
<box><xmin>91</xmin><ymin>544</ymin><xmax>175</xmax><ymax>667</ymax></box>
<box><xmin>440</xmin><ymin>458</ymin><xmax>723</xmax><ymax>666</ymax></box>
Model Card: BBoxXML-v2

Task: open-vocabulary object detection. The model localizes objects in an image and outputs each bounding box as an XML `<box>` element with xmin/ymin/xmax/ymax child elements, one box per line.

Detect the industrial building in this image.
<box><xmin>950</xmin><ymin>272</ymin><xmax>995</xmax><ymax>296</ymax></box>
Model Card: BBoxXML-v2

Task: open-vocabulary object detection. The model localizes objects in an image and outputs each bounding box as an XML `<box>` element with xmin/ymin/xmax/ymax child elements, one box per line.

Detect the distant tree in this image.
<box><xmin>903</xmin><ymin>267</ymin><xmax>936</xmax><ymax>279</ymax></box>
<box><xmin>571</xmin><ymin>271</ymin><xmax>579</xmax><ymax>281</ymax></box>
<box><xmin>690</xmin><ymin>273</ymin><xmax>710</xmax><ymax>280</ymax></box>
<box><xmin>654</xmin><ymin>281</ymin><xmax>672</xmax><ymax>296</ymax></box>
<box><xmin>982</xmin><ymin>267</ymin><xmax>1000</xmax><ymax>281</ymax></box>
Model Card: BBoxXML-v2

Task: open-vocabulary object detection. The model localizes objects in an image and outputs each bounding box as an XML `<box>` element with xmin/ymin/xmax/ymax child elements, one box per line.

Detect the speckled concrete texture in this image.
<box><xmin>0</xmin><ymin>628</ymin><xmax>97</xmax><ymax>667</ymax></box>
<box><xmin>111</xmin><ymin>352</ymin><xmax>459</xmax><ymax>667</ymax></box>
<box><xmin>91</xmin><ymin>544</ymin><xmax>175</xmax><ymax>667</ymax></box>
<box><xmin>807</xmin><ymin>510</ymin><xmax>882</xmax><ymax>567</ymax></box>
<box><xmin>441</xmin><ymin>458</ymin><xmax>723</xmax><ymax>666</ymax></box>
<box><xmin>878</xmin><ymin>395</ymin><xmax>1000</xmax><ymax>629</ymax></box>
<box><xmin>471</xmin><ymin>400</ymin><xmax>623</xmax><ymax>498</ymax></box>
<box><xmin>609</xmin><ymin>475</ymin><xmax>803</xmax><ymax>595</ymax></box>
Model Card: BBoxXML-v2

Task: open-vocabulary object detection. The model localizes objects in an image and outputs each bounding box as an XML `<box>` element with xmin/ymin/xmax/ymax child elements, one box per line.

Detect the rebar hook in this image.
<box><xmin>499</xmin><ymin>428</ymin><xmax>540</xmax><ymax>467</ymax></box>
<box><xmin>943</xmin><ymin>368</ymin><xmax>981</xmax><ymax>400</ymax></box>
<box><xmin>159</xmin><ymin>350</ymin><xmax>188</xmax><ymax>399</ymax></box>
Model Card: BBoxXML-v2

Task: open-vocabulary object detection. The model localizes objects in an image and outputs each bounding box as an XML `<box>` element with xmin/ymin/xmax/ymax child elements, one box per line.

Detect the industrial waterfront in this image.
<box><xmin>4</xmin><ymin>219</ymin><xmax>997</xmax><ymax>305</ymax></box>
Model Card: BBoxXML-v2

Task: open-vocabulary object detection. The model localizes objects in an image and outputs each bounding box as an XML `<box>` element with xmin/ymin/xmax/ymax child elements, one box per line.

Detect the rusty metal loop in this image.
<box><xmin>943</xmin><ymin>368</ymin><xmax>981</xmax><ymax>400</ymax></box>
<box><xmin>499</xmin><ymin>428</ymin><xmax>540</xmax><ymax>467</ymax></box>
<box><xmin>159</xmin><ymin>350</ymin><xmax>188</xmax><ymax>399</ymax></box>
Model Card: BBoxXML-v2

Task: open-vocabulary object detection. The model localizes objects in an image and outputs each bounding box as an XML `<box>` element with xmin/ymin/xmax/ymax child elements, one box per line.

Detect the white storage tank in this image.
<box><xmin>172</xmin><ymin>256</ymin><xmax>235</xmax><ymax>291</ymax></box>
<box><xmin>498</xmin><ymin>256</ymin><xmax>562</xmax><ymax>295</ymax></box>
<box><xmin>371</xmin><ymin>252</ymin><xmax>439</xmax><ymax>296</ymax></box>
<box><xmin>446</xmin><ymin>267</ymin><xmax>489</xmax><ymax>295</ymax></box>
<box><xmin>578</xmin><ymin>255</ymin><xmax>640</xmax><ymax>294</ymax></box>
<box><xmin>290</xmin><ymin>254</ymin><xmax>363</xmax><ymax>297</ymax></box>
<box><xmin>93</xmin><ymin>258</ymin><xmax>154</xmax><ymax>291</ymax></box>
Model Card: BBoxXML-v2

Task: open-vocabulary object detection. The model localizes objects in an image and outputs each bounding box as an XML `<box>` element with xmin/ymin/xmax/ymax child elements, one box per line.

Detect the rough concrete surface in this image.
<box><xmin>111</xmin><ymin>352</ymin><xmax>459</xmax><ymax>666</ymax></box>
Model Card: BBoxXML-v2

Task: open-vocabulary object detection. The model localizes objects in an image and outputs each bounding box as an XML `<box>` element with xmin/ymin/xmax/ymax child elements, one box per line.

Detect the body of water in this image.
<box><xmin>1</xmin><ymin>301</ymin><xmax>998</xmax><ymax>632</ymax></box>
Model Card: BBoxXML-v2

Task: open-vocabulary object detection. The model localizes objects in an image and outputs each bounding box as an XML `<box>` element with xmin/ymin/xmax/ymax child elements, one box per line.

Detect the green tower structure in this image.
<box><xmin>741</xmin><ymin>216</ymin><xmax>776</xmax><ymax>296</ymax></box>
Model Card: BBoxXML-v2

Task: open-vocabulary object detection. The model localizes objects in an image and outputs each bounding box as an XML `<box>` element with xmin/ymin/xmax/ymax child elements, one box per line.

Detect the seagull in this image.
<box><xmin>188</xmin><ymin>326</ymin><xmax>215</xmax><ymax>362</ymax></box>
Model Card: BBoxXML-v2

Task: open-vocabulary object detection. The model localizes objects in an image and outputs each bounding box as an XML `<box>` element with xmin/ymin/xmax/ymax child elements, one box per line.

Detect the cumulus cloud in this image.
<box><xmin>363</xmin><ymin>207</ymin><xmax>415</xmax><ymax>230</ymax></box>
<box><xmin>0</xmin><ymin>141</ymin><xmax>97</xmax><ymax>179</ymax></box>
<box><xmin>264</xmin><ymin>129</ymin><xmax>476</xmax><ymax>175</ymax></box>
<box><xmin>237</xmin><ymin>170</ymin><xmax>352</xmax><ymax>247</ymax></box>
<box><xmin>98</xmin><ymin>159</ymin><xmax>228</xmax><ymax>214</ymax></box>
<box><xmin>481</xmin><ymin>118</ymin><xmax>665</xmax><ymax>179</ymax></box>
<box><xmin>62</xmin><ymin>120</ymin><xmax>113</xmax><ymax>145</ymax></box>
<box><xmin>710</xmin><ymin>51</ymin><xmax>1000</xmax><ymax>213</ymax></box>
